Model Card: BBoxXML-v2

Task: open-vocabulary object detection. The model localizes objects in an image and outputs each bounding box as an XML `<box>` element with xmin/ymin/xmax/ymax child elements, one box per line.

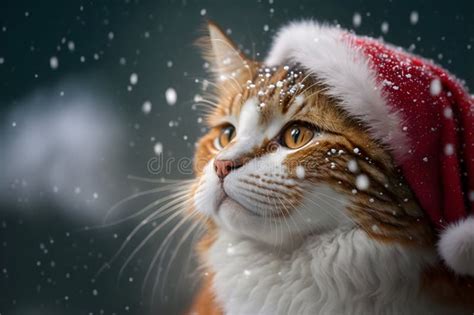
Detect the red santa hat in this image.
<box><xmin>265</xmin><ymin>21</ymin><xmax>474</xmax><ymax>276</ymax></box>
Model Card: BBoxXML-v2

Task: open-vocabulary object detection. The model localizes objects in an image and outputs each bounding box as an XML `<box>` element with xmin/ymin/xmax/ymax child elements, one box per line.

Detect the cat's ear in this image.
<box><xmin>197</xmin><ymin>21</ymin><xmax>252</xmax><ymax>81</ymax></box>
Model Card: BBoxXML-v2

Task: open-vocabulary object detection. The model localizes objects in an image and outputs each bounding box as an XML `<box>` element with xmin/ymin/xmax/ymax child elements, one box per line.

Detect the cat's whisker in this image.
<box><xmin>115</xmin><ymin>195</ymin><xmax>193</xmax><ymax>278</ymax></box>
<box><xmin>309</xmin><ymin>190</ymin><xmax>378</xmax><ymax>236</ymax></box>
<box><xmin>299</xmin><ymin>71</ymin><xmax>314</xmax><ymax>87</ymax></box>
<box><xmin>263</xmin><ymin>190</ymin><xmax>274</xmax><ymax>246</ymax></box>
<box><xmin>268</xmin><ymin>193</ymin><xmax>282</xmax><ymax>251</ymax></box>
<box><xmin>297</xmin><ymin>81</ymin><xmax>321</xmax><ymax>101</ymax></box>
<box><xmin>158</xmin><ymin>217</ymin><xmax>204</xmax><ymax>300</ymax></box>
<box><xmin>194</xmin><ymin>99</ymin><xmax>220</xmax><ymax>108</ymax></box>
<box><xmin>142</xmin><ymin>192</ymin><xmax>208</xmax><ymax>299</ymax></box>
<box><xmin>102</xmin><ymin>181</ymin><xmax>187</xmax><ymax>223</ymax></box>
<box><xmin>199</xmin><ymin>79</ymin><xmax>226</xmax><ymax>92</ymax></box>
<box><xmin>193</xmin><ymin>105</ymin><xmax>217</xmax><ymax>116</ymax></box>
<box><xmin>274</xmin><ymin>193</ymin><xmax>297</xmax><ymax>248</ymax></box>
<box><xmin>93</xmin><ymin>192</ymin><xmax>191</xmax><ymax>280</ymax></box>
<box><xmin>271</xmin><ymin>193</ymin><xmax>288</xmax><ymax>254</ymax></box>
<box><xmin>126</xmin><ymin>176</ymin><xmax>194</xmax><ymax>184</ymax></box>
<box><xmin>296</xmin><ymin>78</ymin><xmax>331</xmax><ymax>104</ymax></box>
<box><xmin>280</xmin><ymin>192</ymin><xmax>310</xmax><ymax>245</ymax></box>
<box><xmin>225</xmin><ymin>75</ymin><xmax>245</xmax><ymax>94</ymax></box>
<box><xmin>286</xmin><ymin>74</ymin><xmax>316</xmax><ymax>106</ymax></box>
<box><xmin>289</xmin><ymin>190</ymin><xmax>346</xmax><ymax>233</ymax></box>
<box><xmin>75</xmin><ymin>184</ymin><xmax>188</xmax><ymax>234</ymax></box>
<box><xmin>144</xmin><ymin>208</ymin><xmax>200</xmax><ymax>300</ymax></box>
<box><xmin>173</xmin><ymin>222</ymin><xmax>204</xmax><ymax>302</ymax></box>
<box><xmin>278</xmin><ymin>191</ymin><xmax>310</xmax><ymax>243</ymax></box>
<box><xmin>301</xmin><ymin>83</ymin><xmax>331</xmax><ymax>103</ymax></box>
<box><xmin>298</xmin><ymin>186</ymin><xmax>374</xmax><ymax>237</ymax></box>
<box><xmin>195</xmin><ymin>107</ymin><xmax>220</xmax><ymax>118</ymax></box>
<box><xmin>117</xmin><ymin>203</ymin><xmax>191</xmax><ymax>285</ymax></box>
<box><xmin>296</xmin><ymin>186</ymin><xmax>352</xmax><ymax>225</ymax></box>
<box><xmin>193</xmin><ymin>103</ymin><xmax>216</xmax><ymax>113</ymax></box>
<box><xmin>94</xmin><ymin>189</ymin><xmax>189</xmax><ymax>230</ymax></box>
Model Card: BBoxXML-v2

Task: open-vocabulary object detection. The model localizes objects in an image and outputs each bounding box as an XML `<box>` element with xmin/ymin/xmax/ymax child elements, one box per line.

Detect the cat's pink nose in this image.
<box><xmin>214</xmin><ymin>159</ymin><xmax>242</xmax><ymax>180</ymax></box>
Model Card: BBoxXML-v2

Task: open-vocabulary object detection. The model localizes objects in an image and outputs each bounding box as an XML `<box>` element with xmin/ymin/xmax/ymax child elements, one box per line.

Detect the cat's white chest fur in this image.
<box><xmin>207</xmin><ymin>228</ymin><xmax>456</xmax><ymax>315</ymax></box>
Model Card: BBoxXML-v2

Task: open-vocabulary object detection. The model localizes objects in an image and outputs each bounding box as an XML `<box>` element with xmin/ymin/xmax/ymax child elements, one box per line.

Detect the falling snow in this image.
<box><xmin>295</xmin><ymin>166</ymin><xmax>305</xmax><ymax>179</ymax></box>
<box><xmin>443</xmin><ymin>107</ymin><xmax>453</xmax><ymax>118</ymax></box>
<box><xmin>226</xmin><ymin>246</ymin><xmax>235</xmax><ymax>255</ymax></box>
<box><xmin>193</xmin><ymin>94</ymin><xmax>203</xmax><ymax>102</ymax></box>
<box><xmin>129</xmin><ymin>73</ymin><xmax>138</xmax><ymax>85</ymax></box>
<box><xmin>410</xmin><ymin>11</ymin><xmax>419</xmax><ymax>25</ymax></box>
<box><xmin>355</xmin><ymin>174</ymin><xmax>370</xmax><ymax>190</ymax></box>
<box><xmin>49</xmin><ymin>56</ymin><xmax>59</xmax><ymax>69</ymax></box>
<box><xmin>353</xmin><ymin>12</ymin><xmax>362</xmax><ymax>27</ymax></box>
<box><xmin>347</xmin><ymin>160</ymin><xmax>358</xmax><ymax>173</ymax></box>
<box><xmin>430</xmin><ymin>79</ymin><xmax>442</xmax><ymax>96</ymax></box>
<box><xmin>67</xmin><ymin>41</ymin><xmax>75</xmax><ymax>51</ymax></box>
<box><xmin>154</xmin><ymin>142</ymin><xmax>163</xmax><ymax>155</ymax></box>
<box><xmin>165</xmin><ymin>87</ymin><xmax>177</xmax><ymax>105</ymax></box>
<box><xmin>1</xmin><ymin>4</ymin><xmax>471</xmax><ymax>315</ymax></box>
<box><xmin>371</xmin><ymin>225</ymin><xmax>380</xmax><ymax>232</ymax></box>
<box><xmin>142</xmin><ymin>100</ymin><xmax>152</xmax><ymax>114</ymax></box>
<box><xmin>444</xmin><ymin>143</ymin><xmax>454</xmax><ymax>156</ymax></box>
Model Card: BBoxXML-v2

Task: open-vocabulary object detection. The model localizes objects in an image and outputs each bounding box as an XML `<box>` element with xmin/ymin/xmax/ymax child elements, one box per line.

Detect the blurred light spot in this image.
<box><xmin>50</xmin><ymin>56</ymin><xmax>59</xmax><ymax>69</ymax></box>
<box><xmin>165</xmin><ymin>87</ymin><xmax>177</xmax><ymax>105</ymax></box>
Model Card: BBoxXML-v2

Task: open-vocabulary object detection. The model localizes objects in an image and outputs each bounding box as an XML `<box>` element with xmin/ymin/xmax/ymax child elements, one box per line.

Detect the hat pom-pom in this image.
<box><xmin>438</xmin><ymin>216</ymin><xmax>474</xmax><ymax>276</ymax></box>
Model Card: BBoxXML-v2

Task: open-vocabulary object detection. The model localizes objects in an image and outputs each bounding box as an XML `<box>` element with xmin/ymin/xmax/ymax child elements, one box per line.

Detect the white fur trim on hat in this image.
<box><xmin>438</xmin><ymin>216</ymin><xmax>474</xmax><ymax>276</ymax></box>
<box><xmin>265</xmin><ymin>20</ymin><xmax>408</xmax><ymax>161</ymax></box>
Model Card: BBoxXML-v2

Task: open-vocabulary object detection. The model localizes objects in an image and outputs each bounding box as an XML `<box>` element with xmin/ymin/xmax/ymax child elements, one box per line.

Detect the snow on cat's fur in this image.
<box><xmin>184</xmin><ymin>21</ymin><xmax>474</xmax><ymax>314</ymax></box>
<box><xmin>265</xmin><ymin>21</ymin><xmax>408</xmax><ymax>162</ymax></box>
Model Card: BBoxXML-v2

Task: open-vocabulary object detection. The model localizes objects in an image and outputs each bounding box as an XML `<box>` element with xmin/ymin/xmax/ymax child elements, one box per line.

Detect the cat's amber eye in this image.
<box><xmin>216</xmin><ymin>124</ymin><xmax>236</xmax><ymax>149</ymax></box>
<box><xmin>282</xmin><ymin>124</ymin><xmax>314</xmax><ymax>149</ymax></box>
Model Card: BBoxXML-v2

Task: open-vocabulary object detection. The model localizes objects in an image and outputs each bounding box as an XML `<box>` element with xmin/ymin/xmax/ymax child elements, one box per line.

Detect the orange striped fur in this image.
<box><xmin>185</xmin><ymin>22</ymin><xmax>473</xmax><ymax>313</ymax></box>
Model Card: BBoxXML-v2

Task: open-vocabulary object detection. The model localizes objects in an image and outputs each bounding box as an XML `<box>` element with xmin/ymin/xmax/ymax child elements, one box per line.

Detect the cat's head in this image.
<box><xmin>191</xmin><ymin>22</ymin><xmax>432</xmax><ymax>247</ymax></box>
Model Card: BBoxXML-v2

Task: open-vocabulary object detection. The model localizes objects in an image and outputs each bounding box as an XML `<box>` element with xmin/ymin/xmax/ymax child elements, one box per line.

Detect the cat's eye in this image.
<box><xmin>215</xmin><ymin>124</ymin><xmax>236</xmax><ymax>149</ymax></box>
<box><xmin>281</xmin><ymin>124</ymin><xmax>314</xmax><ymax>149</ymax></box>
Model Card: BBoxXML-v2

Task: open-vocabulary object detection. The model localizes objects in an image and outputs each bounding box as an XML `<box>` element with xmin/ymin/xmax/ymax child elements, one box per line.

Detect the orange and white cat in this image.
<box><xmin>184</xmin><ymin>21</ymin><xmax>474</xmax><ymax>315</ymax></box>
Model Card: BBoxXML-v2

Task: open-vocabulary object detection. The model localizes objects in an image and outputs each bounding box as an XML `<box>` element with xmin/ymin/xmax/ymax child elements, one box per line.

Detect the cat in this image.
<box><xmin>184</xmin><ymin>21</ymin><xmax>474</xmax><ymax>315</ymax></box>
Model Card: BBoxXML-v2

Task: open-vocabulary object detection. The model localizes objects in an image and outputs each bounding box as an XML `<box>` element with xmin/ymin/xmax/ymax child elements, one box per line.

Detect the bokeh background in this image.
<box><xmin>0</xmin><ymin>0</ymin><xmax>472</xmax><ymax>314</ymax></box>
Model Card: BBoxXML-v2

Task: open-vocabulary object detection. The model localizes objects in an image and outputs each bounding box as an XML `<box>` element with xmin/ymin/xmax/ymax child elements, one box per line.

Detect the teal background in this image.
<box><xmin>0</xmin><ymin>0</ymin><xmax>472</xmax><ymax>314</ymax></box>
